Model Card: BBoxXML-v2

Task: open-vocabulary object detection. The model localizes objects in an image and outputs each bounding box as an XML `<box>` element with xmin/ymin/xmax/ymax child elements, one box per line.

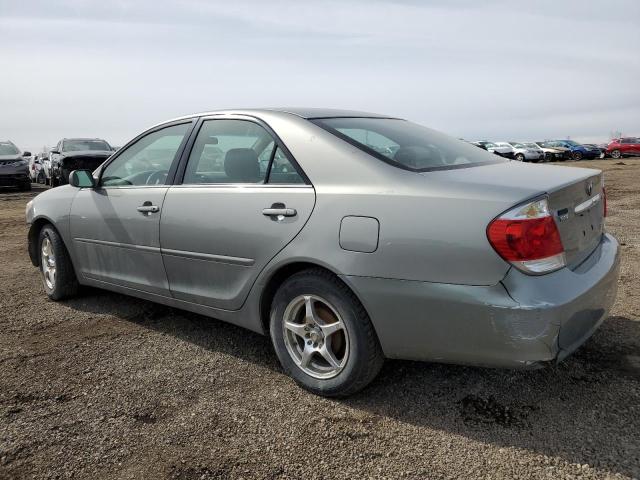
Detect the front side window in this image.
<box><xmin>101</xmin><ymin>123</ymin><xmax>190</xmax><ymax>187</ymax></box>
<box><xmin>183</xmin><ymin>119</ymin><xmax>304</xmax><ymax>184</ymax></box>
<box><xmin>311</xmin><ymin>117</ymin><xmax>505</xmax><ymax>172</ymax></box>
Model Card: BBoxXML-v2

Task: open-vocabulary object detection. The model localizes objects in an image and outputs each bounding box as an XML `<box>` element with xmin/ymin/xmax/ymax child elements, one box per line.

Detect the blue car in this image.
<box><xmin>546</xmin><ymin>140</ymin><xmax>601</xmax><ymax>160</ymax></box>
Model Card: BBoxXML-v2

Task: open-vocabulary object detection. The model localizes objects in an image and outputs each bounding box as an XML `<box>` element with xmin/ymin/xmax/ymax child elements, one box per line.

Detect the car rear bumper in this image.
<box><xmin>342</xmin><ymin>233</ymin><xmax>620</xmax><ymax>368</ymax></box>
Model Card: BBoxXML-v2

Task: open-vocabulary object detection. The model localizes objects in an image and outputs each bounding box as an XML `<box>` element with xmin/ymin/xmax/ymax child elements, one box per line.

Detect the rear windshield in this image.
<box><xmin>310</xmin><ymin>118</ymin><xmax>505</xmax><ymax>172</ymax></box>
<box><xmin>0</xmin><ymin>143</ymin><xmax>19</xmax><ymax>155</ymax></box>
<box><xmin>63</xmin><ymin>140</ymin><xmax>111</xmax><ymax>152</ymax></box>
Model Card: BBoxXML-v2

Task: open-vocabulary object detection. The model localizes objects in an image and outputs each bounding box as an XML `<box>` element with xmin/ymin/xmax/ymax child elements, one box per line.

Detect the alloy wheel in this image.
<box><xmin>282</xmin><ymin>295</ymin><xmax>350</xmax><ymax>379</ymax></box>
<box><xmin>41</xmin><ymin>237</ymin><xmax>56</xmax><ymax>290</ymax></box>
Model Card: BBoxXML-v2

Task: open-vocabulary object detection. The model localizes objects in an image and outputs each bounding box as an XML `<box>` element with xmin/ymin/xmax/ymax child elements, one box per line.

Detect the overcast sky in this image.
<box><xmin>1</xmin><ymin>0</ymin><xmax>639</xmax><ymax>152</ymax></box>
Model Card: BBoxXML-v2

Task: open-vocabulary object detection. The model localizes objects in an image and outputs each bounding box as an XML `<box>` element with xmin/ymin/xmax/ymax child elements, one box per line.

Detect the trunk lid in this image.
<box><xmin>547</xmin><ymin>173</ymin><xmax>604</xmax><ymax>268</ymax></box>
<box><xmin>422</xmin><ymin>161</ymin><xmax>604</xmax><ymax>269</ymax></box>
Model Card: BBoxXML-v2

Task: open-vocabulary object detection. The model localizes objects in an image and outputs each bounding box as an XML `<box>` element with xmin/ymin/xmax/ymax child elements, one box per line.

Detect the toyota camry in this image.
<box><xmin>25</xmin><ymin>108</ymin><xmax>620</xmax><ymax>397</ymax></box>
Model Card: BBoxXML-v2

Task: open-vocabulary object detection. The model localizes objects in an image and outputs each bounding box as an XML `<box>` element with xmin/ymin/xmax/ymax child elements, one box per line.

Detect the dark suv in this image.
<box><xmin>50</xmin><ymin>138</ymin><xmax>114</xmax><ymax>186</ymax></box>
<box><xmin>0</xmin><ymin>141</ymin><xmax>31</xmax><ymax>191</ymax></box>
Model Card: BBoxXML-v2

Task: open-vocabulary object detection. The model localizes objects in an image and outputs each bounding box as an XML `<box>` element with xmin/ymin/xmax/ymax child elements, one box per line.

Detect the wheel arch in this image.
<box><xmin>258</xmin><ymin>260</ymin><xmax>372</xmax><ymax>336</ymax></box>
<box><xmin>28</xmin><ymin>217</ymin><xmax>64</xmax><ymax>267</ymax></box>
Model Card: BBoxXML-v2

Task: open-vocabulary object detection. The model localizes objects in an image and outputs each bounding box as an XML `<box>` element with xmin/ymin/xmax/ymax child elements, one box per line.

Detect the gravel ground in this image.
<box><xmin>1</xmin><ymin>159</ymin><xmax>639</xmax><ymax>480</ymax></box>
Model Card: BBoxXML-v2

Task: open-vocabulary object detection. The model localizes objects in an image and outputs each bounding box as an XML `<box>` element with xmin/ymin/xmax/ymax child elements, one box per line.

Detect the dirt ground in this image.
<box><xmin>1</xmin><ymin>159</ymin><xmax>639</xmax><ymax>480</ymax></box>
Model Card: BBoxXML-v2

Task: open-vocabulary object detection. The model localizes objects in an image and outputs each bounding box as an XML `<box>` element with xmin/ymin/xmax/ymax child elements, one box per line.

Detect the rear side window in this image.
<box><xmin>183</xmin><ymin>119</ymin><xmax>305</xmax><ymax>185</ymax></box>
<box><xmin>311</xmin><ymin>117</ymin><xmax>504</xmax><ymax>172</ymax></box>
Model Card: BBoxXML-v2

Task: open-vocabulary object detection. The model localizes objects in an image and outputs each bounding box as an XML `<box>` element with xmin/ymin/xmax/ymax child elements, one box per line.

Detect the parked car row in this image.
<box><xmin>13</xmin><ymin>138</ymin><xmax>116</xmax><ymax>188</ymax></box>
<box><xmin>469</xmin><ymin>138</ymin><xmax>640</xmax><ymax>162</ymax></box>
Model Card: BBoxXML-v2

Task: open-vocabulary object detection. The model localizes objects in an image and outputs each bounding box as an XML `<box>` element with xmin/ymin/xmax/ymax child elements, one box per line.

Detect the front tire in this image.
<box><xmin>269</xmin><ymin>269</ymin><xmax>384</xmax><ymax>397</ymax></box>
<box><xmin>610</xmin><ymin>150</ymin><xmax>621</xmax><ymax>159</ymax></box>
<box><xmin>38</xmin><ymin>225</ymin><xmax>78</xmax><ymax>300</ymax></box>
<box><xmin>515</xmin><ymin>153</ymin><xmax>525</xmax><ymax>162</ymax></box>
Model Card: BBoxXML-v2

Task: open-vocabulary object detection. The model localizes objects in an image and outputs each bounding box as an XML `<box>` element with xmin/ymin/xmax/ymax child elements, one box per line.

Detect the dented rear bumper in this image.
<box><xmin>341</xmin><ymin>233</ymin><xmax>620</xmax><ymax>368</ymax></box>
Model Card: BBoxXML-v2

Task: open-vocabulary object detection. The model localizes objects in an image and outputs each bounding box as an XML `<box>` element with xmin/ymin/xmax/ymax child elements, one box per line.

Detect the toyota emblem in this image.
<box><xmin>586</xmin><ymin>181</ymin><xmax>593</xmax><ymax>196</ymax></box>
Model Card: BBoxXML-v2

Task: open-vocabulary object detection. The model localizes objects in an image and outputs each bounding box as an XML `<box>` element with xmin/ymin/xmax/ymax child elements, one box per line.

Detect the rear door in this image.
<box><xmin>160</xmin><ymin>116</ymin><xmax>315</xmax><ymax>310</ymax></box>
<box><xmin>70</xmin><ymin>121</ymin><xmax>193</xmax><ymax>294</ymax></box>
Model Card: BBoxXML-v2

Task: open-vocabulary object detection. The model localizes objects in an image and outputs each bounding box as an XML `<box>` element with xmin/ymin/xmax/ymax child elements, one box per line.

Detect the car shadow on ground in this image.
<box><xmin>64</xmin><ymin>288</ymin><xmax>640</xmax><ymax>477</ymax></box>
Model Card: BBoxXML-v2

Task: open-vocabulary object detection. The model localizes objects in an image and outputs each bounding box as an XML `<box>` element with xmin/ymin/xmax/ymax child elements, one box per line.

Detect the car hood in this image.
<box><xmin>0</xmin><ymin>154</ymin><xmax>23</xmax><ymax>161</ymax></box>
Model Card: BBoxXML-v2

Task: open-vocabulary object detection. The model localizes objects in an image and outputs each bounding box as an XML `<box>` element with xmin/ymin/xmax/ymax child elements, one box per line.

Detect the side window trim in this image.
<box><xmin>97</xmin><ymin>119</ymin><xmax>197</xmax><ymax>188</ymax></box>
<box><xmin>174</xmin><ymin>115</ymin><xmax>311</xmax><ymax>186</ymax></box>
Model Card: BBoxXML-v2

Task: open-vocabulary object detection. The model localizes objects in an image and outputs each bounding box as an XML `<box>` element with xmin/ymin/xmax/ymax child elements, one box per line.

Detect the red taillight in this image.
<box><xmin>487</xmin><ymin>216</ymin><xmax>563</xmax><ymax>261</ymax></box>
<box><xmin>487</xmin><ymin>198</ymin><xmax>565</xmax><ymax>274</ymax></box>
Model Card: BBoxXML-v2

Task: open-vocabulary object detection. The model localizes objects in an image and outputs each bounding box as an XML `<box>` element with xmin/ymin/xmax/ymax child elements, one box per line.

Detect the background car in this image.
<box><xmin>0</xmin><ymin>141</ymin><xmax>31</xmax><ymax>191</ymax></box>
<box><xmin>472</xmin><ymin>141</ymin><xmax>515</xmax><ymax>158</ymax></box>
<box><xmin>606</xmin><ymin>137</ymin><xmax>640</xmax><ymax>159</ymax></box>
<box><xmin>49</xmin><ymin>138</ymin><xmax>114</xmax><ymax>186</ymax></box>
<box><xmin>499</xmin><ymin>142</ymin><xmax>545</xmax><ymax>162</ymax></box>
<box><xmin>583</xmin><ymin>144</ymin><xmax>606</xmax><ymax>159</ymax></box>
<box><xmin>535</xmin><ymin>141</ymin><xmax>572</xmax><ymax>161</ymax></box>
<box><xmin>546</xmin><ymin>140</ymin><xmax>600</xmax><ymax>160</ymax></box>
<box><xmin>26</xmin><ymin>108</ymin><xmax>619</xmax><ymax>397</ymax></box>
<box><xmin>28</xmin><ymin>154</ymin><xmax>45</xmax><ymax>183</ymax></box>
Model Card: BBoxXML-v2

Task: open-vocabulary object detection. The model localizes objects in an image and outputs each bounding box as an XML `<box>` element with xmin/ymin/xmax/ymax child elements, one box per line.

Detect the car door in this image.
<box><xmin>69</xmin><ymin>121</ymin><xmax>194</xmax><ymax>295</ymax></box>
<box><xmin>160</xmin><ymin>116</ymin><xmax>315</xmax><ymax>310</ymax></box>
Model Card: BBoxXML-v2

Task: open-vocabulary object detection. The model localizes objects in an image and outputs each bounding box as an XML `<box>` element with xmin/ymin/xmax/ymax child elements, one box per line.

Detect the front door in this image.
<box><xmin>70</xmin><ymin>122</ymin><xmax>193</xmax><ymax>295</ymax></box>
<box><xmin>160</xmin><ymin>117</ymin><xmax>315</xmax><ymax>310</ymax></box>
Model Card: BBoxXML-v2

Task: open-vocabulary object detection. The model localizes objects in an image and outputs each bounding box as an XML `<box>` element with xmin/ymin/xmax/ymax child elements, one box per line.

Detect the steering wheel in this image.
<box><xmin>146</xmin><ymin>170</ymin><xmax>168</xmax><ymax>185</ymax></box>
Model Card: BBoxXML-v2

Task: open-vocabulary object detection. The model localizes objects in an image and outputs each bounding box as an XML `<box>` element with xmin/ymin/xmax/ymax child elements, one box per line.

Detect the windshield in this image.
<box><xmin>311</xmin><ymin>118</ymin><xmax>505</xmax><ymax>172</ymax></box>
<box><xmin>0</xmin><ymin>142</ymin><xmax>20</xmax><ymax>155</ymax></box>
<box><xmin>63</xmin><ymin>139</ymin><xmax>111</xmax><ymax>152</ymax></box>
<box><xmin>563</xmin><ymin>140</ymin><xmax>579</xmax><ymax>147</ymax></box>
<box><xmin>510</xmin><ymin>143</ymin><xmax>526</xmax><ymax>148</ymax></box>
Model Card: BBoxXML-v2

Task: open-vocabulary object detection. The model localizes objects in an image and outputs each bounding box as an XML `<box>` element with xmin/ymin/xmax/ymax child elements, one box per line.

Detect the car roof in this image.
<box><xmin>156</xmin><ymin>107</ymin><xmax>400</xmax><ymax>127</ymax></box>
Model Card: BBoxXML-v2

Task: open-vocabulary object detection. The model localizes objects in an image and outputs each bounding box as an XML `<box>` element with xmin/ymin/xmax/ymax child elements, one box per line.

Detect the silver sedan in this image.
<box><xmin>26</xmin><ymin>108</ymin><xmax>620</xmax><ymax>397</ymax></box>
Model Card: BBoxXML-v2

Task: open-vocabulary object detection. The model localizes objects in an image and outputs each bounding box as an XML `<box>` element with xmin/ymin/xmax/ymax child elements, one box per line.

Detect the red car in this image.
<box><xmin>606</xmin><ymin>137</ymin><xmax>640</xmax><ymax>159</ymax></box>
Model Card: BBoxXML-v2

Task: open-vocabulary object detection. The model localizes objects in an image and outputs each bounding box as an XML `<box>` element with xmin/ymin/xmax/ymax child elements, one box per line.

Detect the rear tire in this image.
<box><xmin>269</xmin><ymin>269</ymin><xmax>384</xmax><ymax>397</ymax></box>
<box><xmin>573</xmin><ymin>151</ymin><xmax>583</xmax><ymax>161</ymax></box>
<box><xmin>38</xmin><ymin>225</ymin><xmax>78</xmax><ymax>300</ymax></box>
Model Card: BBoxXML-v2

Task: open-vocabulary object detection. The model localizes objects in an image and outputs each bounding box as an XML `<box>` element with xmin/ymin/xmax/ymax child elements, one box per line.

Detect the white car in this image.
<box><xmin>29</xmin><ymin>155</ymin><xmax>44</xmax><ymax>183</ymax></box>
<box><xmin>496</xmin><ymin>142</ymin><xmax>544</xmax><ymax>163</ymax></box>
<box><xmin>472</xmin><ymin>141</ymin><xmax>515</xmax><ymax>159</ymax></box>
<box><xmin>41</xmin><ymin>152</ymin><xmax>54</xmax><ymax>185</ymax></box>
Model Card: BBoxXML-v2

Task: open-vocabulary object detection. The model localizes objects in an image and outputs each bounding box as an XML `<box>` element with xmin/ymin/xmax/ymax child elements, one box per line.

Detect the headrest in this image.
<box><xmin>393</xmin><ymin>146</ymin><xmax>432</xmax><ymax>169</ymax></box>
<box><xmin>224</xmin><ymin>148</ymin><xmax>260</xmax><ymax>182</ymax></box>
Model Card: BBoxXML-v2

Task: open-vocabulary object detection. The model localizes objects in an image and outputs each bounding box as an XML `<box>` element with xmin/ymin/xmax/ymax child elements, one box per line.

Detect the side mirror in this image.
<box><xmin>23</xmin><ymin>151</ymin><xmax>31</xmax><ymax>157</ymax></box>
<box><xmin>69</xmin><ymin>169</ymin><xmax>96</xmax><ymax>188</ymax></box>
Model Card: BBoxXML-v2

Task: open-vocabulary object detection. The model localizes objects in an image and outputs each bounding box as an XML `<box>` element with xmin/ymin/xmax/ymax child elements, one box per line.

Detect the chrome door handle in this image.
<box><xmin>137</xmin><ymin>205</ymin><xmax>159</xmax><ymax>214</ymax></box>
<box><xmin>262</xmin><ymin>208</ymin><xmax>297</xmax><ymax>217</ymax></box>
